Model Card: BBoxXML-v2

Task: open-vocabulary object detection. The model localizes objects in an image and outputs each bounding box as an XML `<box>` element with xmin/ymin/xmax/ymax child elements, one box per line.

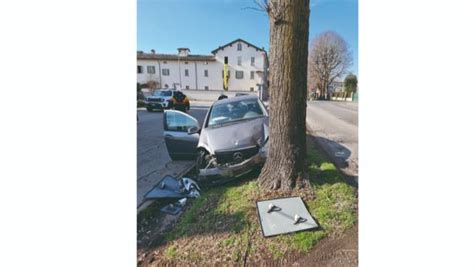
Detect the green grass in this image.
<box><xmin>139</xmin><ymin>140</ymin><xmax>357</xmax><ymax>264</ymax></box>
<box><xmin>278</xmin><ymin>143</ymin><xmax>356</xmax><ymax>253</ymax></box>
<box><xmin>164</xmin><ymin>245</ymin><xmax>178</xmax><ymax>260</ymax></box>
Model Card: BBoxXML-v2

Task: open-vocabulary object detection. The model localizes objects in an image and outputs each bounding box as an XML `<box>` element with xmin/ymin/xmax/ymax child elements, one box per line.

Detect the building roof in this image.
<box><xmin>137</xmin><ymin>38</ymin><xmax>265</xmax><ymax>61</ymax></box>
<box><xmin>211</xmin><ymin>38</ymin><xmax>265</xmax><ymax>54</ymax></box>
<box><xmin>137</xmin><ymin>52</ymin><xmax>215</xmax><ymax>61</ymax></box>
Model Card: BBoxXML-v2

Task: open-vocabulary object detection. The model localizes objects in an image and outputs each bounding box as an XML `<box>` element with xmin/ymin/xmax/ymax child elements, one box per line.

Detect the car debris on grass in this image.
<box><xmin>137</xmin><ymin>139</ymin><xmax>357</xmax><ymax>266</ymax></box>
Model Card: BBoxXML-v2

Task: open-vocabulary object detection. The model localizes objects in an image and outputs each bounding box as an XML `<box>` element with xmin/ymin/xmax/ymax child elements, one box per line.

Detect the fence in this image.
<box><xmin>331</xmin><ymin>92</ymin><xmax>357</xmax><ymax>102</ymax></box>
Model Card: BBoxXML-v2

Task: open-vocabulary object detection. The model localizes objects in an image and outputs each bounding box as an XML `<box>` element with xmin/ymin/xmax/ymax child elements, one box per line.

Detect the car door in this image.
<box><xmin>163</xmin><ymin>110</ymin><xmax>200</xmax><ymax>160</ymax></box>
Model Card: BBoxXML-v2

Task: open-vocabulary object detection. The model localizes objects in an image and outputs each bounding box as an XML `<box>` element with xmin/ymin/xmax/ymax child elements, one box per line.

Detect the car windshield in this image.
<box><xmin>153</xmin><ymin>90</ymin><xmax>172</xmax><ymax>97</ymax></box>
<box><xmin>208</xmin><ymin>99</ymin><xmax>264</xmax><ymax>127</ymax></box>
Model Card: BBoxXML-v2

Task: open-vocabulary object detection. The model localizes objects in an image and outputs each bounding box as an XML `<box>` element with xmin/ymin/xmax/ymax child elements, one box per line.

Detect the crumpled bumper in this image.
<box><xmin>199</xmin><ymin>146</ymin><xmax>268</xmax><ymax>177</ymax></box>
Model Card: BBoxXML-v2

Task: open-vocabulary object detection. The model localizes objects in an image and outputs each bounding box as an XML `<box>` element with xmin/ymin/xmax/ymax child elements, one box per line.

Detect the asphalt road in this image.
<box><xmin>137</xmin><ymin>105</ymin><xmax>209</xmax><ymax>207</ymax></box>
<box><xmin>306</xmin><ymin>101</ymin><xmax>358</xmax><ymax>184</ymax></box>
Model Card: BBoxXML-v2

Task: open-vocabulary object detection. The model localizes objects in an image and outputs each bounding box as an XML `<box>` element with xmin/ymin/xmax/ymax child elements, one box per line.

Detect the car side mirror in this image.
<box><xmin>187</xmin><ymin>126</ymin><xmax>199</xmax><ymax>135</ymax></box>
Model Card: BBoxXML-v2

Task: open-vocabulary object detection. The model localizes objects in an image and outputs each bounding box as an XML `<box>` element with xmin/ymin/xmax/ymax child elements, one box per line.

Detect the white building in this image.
<box><xmin>137</xmin><ymin>39</ymin><xmax>268</xmax><ymax>92</ymax></box>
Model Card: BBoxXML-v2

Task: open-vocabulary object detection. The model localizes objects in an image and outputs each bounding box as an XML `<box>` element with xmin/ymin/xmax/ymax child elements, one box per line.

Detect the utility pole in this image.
<box><xmin>178</xmin><ymin>55</ymin><xmax>182</xmax><ymax>89</ymax></box>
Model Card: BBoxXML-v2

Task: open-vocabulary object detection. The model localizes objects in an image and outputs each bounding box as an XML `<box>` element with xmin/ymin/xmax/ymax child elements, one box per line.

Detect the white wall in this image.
<box><xmin>214</xmin><ymin>41</ymin><xmax>265</xmax><ymax>92</ymax></box>
<box><xmin>195</xmin><ymin>61</ymin><xmax>222</xmax><ymax>90</ymax></box>
<box><xmin>137</xmin><ymin>60</ymin><xmax>160</xmax><ymax>85</ymax></box>
<box><xmin>138</xmin><ymin>59</ymin><xmax>219</xmax><ymax>90</ymax></box>
<box><xmin>137</xmin><ymin>40</ymin><xmax>266</xmax><ymax>92</ymax></box>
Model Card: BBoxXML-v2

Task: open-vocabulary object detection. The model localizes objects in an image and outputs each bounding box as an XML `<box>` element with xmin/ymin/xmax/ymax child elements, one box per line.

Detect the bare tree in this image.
<box><xmin>256</xmin><ymin>0</ymin><xmax>310</xmax><ymax>191</ymax></box>
<box><xmin>308</xmin><ymin>31</ymin><xmax>352</xmax><ymax>99</ymax></box>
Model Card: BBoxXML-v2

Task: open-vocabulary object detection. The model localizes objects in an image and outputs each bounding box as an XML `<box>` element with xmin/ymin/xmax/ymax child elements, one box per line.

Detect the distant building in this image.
<box><xmin>137</xmin><ymin>39</ymin><xmax>267</xmax><ymax>92</ymax></box>
<box><xmin>329</xmin><ymin>81</ymin><xmax>345</xmax><ymax>93</ymax></box>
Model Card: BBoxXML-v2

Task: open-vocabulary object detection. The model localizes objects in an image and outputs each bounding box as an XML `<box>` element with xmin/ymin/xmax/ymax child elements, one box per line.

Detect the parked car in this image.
<box><xmin>145</xmin><ymin>89</ymin><xmax>190</xmax><ymax>112</ymax></box>
<box><xmin>217</xmin><ymin>94</ymin><xmax>228</xmax><ymax>100</ymax></box>
<box><xmin>171</xmin><ymin>90</ymin><xmax>190</xmax><ymax>112</ymax></box>
<box><xmin>235</xmin><ymin>93</ymin><xmax>248</xmax><ymax>97</ymax></box>
<box><xmin>145</xmin><ymin>89</ymin><xmax>174</xmax><ymax>111</ymax></box>
<box><xmin>163</xmin><ymin>95</ymin><xmax>269</xmax><ymax>179</ymax></box>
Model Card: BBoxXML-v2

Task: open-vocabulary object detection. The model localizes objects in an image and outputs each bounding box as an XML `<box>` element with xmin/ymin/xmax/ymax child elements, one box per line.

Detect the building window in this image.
<box><xmin>185</xmin><ymin>69</ymin><xmax>189</xmax><ymax>76</ymax></box>
<box><xmin>251</xmin><ymin>57</ymin><xmax>255</xmax><ymax>66</ymax></box>
<box><xmin>147</xmin><ymin>66</ymin><xmax>155</xmax><ymax>74</ymax></box>
<box><xmin>164</xmin><ymin>84</ymin><xmax>169</xmax><ymax>88</ymax></box>
<box><xmin>184</xmin><ymin>61</ymin><xmax>189</xmax><ymax>64</ymax></box>
<box><xmin>224</xmin><ymin>56</ymin><xmax>228</xmax><ymax>64</ymax></box>
<box><xmin>204</xmin><ymin>69</ymin><xmax>208</xmax><ymax>77</ymax></box>
<box><xmin>250</xmin><ymin>71</ymin><xmax>255</xmax><ymax>80</ymax></box>
<box><xmin>204</xmin><ymin>86</ymin><xmax>209</xmax><ymax>90</ymax></box>
<box><xmin>237</xmin><ymin>56</ymin><xmax>242</xmax><ymax>66</ymax></box>
<box><xmin>204</xmin><ymin>61</ymin><xmax>208</xmax><ymax>65</ymax></box>
<box><xmin>163</xmin><ymin>61</ymin><xmax>167</xmax><ymax>64</ymax></box>
<box><xmin>137</xmin><ymin>66</ymin><xmax>143</xmax><ymax>74</ymax></box>
<box><xmin>162</xmin><ymin>69</ymin><xmax>170</xmax><ymax>76</ymax></box>
<box><xmin>237</xmin><ymin>43</ymin><xmax>242</xmax><ymax>51</ymax></box>
<box><xmin>250</xmin><ymin>87</ymin><xmax>254</xmax><ymax>91</ymax></box>
<box><xmin>185</xmin><ymin>85</ymin><xmax>190</xmax><ymax>89</ymax></box>
<box><xmin>235</xmin><ymin>71</ymin><xmax>244</xmax><ymax>79</ymax></box>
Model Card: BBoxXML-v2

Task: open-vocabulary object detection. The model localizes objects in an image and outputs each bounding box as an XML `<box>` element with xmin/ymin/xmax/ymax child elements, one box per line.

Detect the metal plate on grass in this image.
<box><xmin>256</xmin><ymin>196</ymin><xmax>318</xmax><ymax>237</ymax></box>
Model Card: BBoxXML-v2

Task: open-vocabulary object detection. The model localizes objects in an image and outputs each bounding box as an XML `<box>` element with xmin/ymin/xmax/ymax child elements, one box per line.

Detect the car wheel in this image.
<box><xmin>196</xmin><ymin>149</ymin><xmax>210</xmax><ymax>171</ymax></box>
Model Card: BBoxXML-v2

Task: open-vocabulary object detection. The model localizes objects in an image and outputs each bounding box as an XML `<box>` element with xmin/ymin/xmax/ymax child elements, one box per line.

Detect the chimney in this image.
<box><xmin>177</xmin><ymin>48</ymin><xmax>190</xmax><ymax>57</ymax></box>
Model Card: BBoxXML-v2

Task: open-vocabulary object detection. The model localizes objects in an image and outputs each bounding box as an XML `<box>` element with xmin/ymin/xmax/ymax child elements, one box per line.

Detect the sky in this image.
<box><xmin>137</xmin><ymin>0</ymin><xmax>358</xmax><ymax>75</ymax></box>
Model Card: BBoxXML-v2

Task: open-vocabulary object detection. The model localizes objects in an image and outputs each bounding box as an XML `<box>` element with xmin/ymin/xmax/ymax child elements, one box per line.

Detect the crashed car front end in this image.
<box><xmin>197</xmin><ymin>112</ymin><xmax>269</xmax><ymax>178</ymax></box>
<box><xmin>199</xmin><ymin>142</ymin><xmax>268</xmax><ymax>178</ymax></box>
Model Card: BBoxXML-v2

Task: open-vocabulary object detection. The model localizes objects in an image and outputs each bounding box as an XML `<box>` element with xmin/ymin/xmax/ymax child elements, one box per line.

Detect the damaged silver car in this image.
<box><xmin>163</xmin><ymin>95</ymin><xmax>269</xmax><ymax>178</ymax></box>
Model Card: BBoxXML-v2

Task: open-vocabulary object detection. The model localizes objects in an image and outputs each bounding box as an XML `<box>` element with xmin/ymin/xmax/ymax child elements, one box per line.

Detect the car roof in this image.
<box><xmin>213</xmin><ymin>94</ymin><xmax>259</xmax><ymax>106</ymax></box>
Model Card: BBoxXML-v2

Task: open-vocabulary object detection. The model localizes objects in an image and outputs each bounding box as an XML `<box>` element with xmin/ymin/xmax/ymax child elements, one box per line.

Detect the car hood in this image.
<box><xmin>147</xmin><ymin>95</ymin><xmax>171</xmax><ymax>100</ymax></box>
<box><xmin>199</xmin><ymin>116</ymin><xmax>269</xmax><ymax>155</ymax></box>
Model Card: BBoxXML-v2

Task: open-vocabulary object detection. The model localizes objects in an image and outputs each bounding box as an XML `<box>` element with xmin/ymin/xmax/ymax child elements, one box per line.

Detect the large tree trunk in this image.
<box><xmin>258</xmin><ymin>0</ymin><xmax>310</xmax><ymax>191</ymax></box>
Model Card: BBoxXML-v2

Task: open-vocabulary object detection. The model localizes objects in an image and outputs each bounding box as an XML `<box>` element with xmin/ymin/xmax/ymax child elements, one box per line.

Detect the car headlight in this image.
<box><xmin>263</xmin><ymin>136</ymin><xmax>269</xmax><ymax>146</ymax></box>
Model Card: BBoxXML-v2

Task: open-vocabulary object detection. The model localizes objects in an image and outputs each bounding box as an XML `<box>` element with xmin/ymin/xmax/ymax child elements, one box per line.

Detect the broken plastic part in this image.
<box><xmin>160</xmin><ymin>203</ymin><xmax>183</xmax><ymax>215</ymax></box>
<box><xmin>178</xmin><ymin>198</ymin><xmax>187</xmax><ymax>206</ymax></box>
<box><xmin>182</xmin><ymin>177</ymin><xmax>201</xmax><ymax>192</ymax></box>
<box><xmin>204</xmin><ymin>157</ymin><xmax>217</xmax><ymax>169</ymax></box>
<box><xmin>187</xmin><ymin>190</ymin><xmax>200</xmax><ymax>198</ymax></box>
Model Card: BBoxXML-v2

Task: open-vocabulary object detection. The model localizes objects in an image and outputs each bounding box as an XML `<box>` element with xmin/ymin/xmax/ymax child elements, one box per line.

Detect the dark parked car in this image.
<box><xmin>217</xmin><ymin>94</ymin><xmax>228</xmax><ymax>100</ymax></box>
<box><xmin>171</xmin><ymin>91</ymin><xmax>190</xmax><ymax>112</ymax></box>
<box><xmin>235</xmin><ymin>93</ymin><xmax>248</xmax><ymax>97</ymax></box>
<box><xmin>163</xmin><ymin>95</ymin><xmax>269</xmax><ymax>179</ymax></box>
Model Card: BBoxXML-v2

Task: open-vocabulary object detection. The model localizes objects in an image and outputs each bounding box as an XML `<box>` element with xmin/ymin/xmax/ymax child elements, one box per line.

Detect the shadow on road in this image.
<box><xmin>308</xmin><ymin>134</ymin><xmax>358</xmax><ymax>188</ymax></box>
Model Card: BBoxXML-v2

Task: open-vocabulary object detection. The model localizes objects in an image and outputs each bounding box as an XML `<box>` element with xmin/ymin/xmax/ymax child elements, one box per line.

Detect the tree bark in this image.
<box><xmin>258</xmin><ymin>0</ymin><xmax>310</xmax><ymax>191</ymax></box>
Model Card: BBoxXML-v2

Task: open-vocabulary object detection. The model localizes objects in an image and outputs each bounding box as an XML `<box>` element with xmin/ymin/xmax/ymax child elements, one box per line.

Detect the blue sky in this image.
<box><xmin>137</xmin><ymin>0</ymin><xmax>358</xmax><ymax>75</ymax></box>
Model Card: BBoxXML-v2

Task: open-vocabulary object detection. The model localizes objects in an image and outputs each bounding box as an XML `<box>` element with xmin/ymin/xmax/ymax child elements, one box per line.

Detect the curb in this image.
<box><xmin>307</xmin><ymin>125</ymin><xmax>358</xmax><ymax>188</ymax></box>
